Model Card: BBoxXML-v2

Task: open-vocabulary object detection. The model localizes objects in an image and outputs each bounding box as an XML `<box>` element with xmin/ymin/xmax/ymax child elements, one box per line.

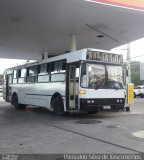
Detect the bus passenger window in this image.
<box><xmin>3</xmin><ymin>73</ymin><xmax>6</xmax><ymax>84</ymax></box>
<box><xmin>38</xmin><ymin>64</ymin><xmax>49</xmax><ymax>83</ymax></box>
<box><xmin>59</xmin><ymin>61</ymin><xmax>66</xmax><ymax>73</ymax></box>
<box><xmin>29</xmin><ymin>66</ymin><xmax>37</xmax><ymax>76</ymax></box>
<box><xmin>9</xmin><ymin>74</ymin><xmax>13</xmax><ymax>84</ymax></box>
<box><xmin>51</xmin><ymin>74</ymin><xmax>65</xmax><ymax>82</ymax></box>
<box><xmin>54</xmin><ymin>62</ymin><xmax>59</xmax><ymax>73</ymax></box>
<box><xmin>13</xmin><ymin>70</ymin><xmax>17</xmax><ymax>78</ymax></box>
<box><xmin>27</xmin><ymin>66</ymin><xmax>37</xmax><ymax>83</ymax></box>
<box><xmin>51</xmin><ymin>61</ymin><xmax>66</xmax><ymax>82</ymax></box>
<box><xmin>39</xmin><ymin>64</ymin><xmax>47</xmax><ymax>75</ymax></box>
<box><xmin>21</xmin><ymin>69</ymin><xmax>26</xmax><ymax>77</ymax></box>
<box><xmin>18</xmin><ymin>69</ymin><xmax>26</xmax><ymax>83</ymax></box>
<box><xmin>13</xmin><ymin>70</ymin><xmax>17</xmax><ymax>84</ymax></box>
<box><xmin>51</xmin><ymin>62</ymin><xmax>59</xmax><ymax>74</ymax></box>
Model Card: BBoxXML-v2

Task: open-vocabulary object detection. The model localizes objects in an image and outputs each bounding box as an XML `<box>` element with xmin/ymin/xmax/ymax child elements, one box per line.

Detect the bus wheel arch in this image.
<box><xmin>12</xmin><ymin>92</ymin><xmax>25</xmax><ymax>110</ymax></box>
<box><xmin>51</xmin><ymin>92</ymin><xmax>64</xmax><ymax>115</ymax></box>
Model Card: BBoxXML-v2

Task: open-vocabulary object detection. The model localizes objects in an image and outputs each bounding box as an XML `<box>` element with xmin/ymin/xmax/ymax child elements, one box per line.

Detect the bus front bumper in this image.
<box><xmin>80</xmin><ymin>98</ymin><xmax>125</xmax><ymax>111</ymax></box>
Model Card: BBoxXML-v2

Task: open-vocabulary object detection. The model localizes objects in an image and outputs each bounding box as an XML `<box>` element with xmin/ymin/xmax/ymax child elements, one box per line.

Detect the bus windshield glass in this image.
<box><xmin>81</xmin><ymin>62</ymin><xmax>124</xmax><ymax>89</ymax></box>
<box><xmin>106</xmin><ymin>65</ymin><xmax>124</xmax><ymax>89</ymax></box>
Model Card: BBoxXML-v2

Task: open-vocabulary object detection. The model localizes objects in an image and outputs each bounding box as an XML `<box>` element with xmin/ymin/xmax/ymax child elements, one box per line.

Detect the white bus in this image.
<box><xmin>3</xmin><ymin>48</ymin><xmax>128</xmax><ymax>115</ymax></box>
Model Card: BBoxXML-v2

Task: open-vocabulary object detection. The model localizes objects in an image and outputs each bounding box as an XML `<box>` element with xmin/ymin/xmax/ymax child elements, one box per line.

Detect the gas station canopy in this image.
<box><xmin>0</xmin><ymin>0</ymin><xmax>144</xmax><ymax>60</ymax></box>
<box><xmin>87</xmin><ymin>0</ymin><xmax>144</xmax><ymax>11</ymax></box>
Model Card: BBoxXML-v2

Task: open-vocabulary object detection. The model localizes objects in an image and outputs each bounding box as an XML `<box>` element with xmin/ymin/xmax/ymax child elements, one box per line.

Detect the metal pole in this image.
<box><xmin>70</xmin><ymin>35</ymin><xmax>77</xmax><ymax>52</ymax></box>
<box><xmin>127</xmin><ymin>43</ymin><xmax>131</xmax><ymax>83</ymax></box>
<box><xmin>42</xmin><ymin>51</ymin><xmax>48</xmax><ymax>60</ymax></box>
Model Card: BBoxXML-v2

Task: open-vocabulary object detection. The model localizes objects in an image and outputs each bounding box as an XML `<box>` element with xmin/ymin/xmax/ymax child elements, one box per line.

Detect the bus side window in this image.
<box><xmin>38</xmin><ymin>63</ymin><xmax>49</xmax><ymax>83</ymax></box>
<box><xmin>18</xmin><ymin>69</ymin><xmax>26</xmax><ymax>83</ymax></box>
<box><xmin>3</xmin><ymin>73</ymin><xmax>6</xmax><ymax>84</ymax></box>
<box><xmin>13</xmin><ymin>70</ymin><xmax>17</xmax><ymax>84</ymax></box>
<box><xmin>27</xmin><ymin>66</ymin><xmax>38</xmax><ymax>83</ymax></box>
<box><xmin>59</xmin><ymin>60</ymin><xmax>66</xmax><ymax>73</ymax></box>
<box><xmin>9</xmin><ymin>74</ymin><xmax>13</xmax><ymax>84</ymax></box>
<box><xmin>51</xmin><ymin>61</ymin><xmax>66</xmax><ymax>82</ymax></box>
<box><xmin>50</xmin><ymin>62</ymin><xmax>59</xmax><ymax>74</ymax></box>
<box><xmin>39</xmin><ymin>63</ymin><xmax>47</xmax><ymax>75</ymax></box>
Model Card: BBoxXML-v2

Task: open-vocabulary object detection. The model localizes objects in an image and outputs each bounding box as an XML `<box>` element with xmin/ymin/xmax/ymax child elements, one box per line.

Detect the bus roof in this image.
<box><xmin>4</xmin><ymin>48</ymin><xmax>122</xmax><ymax>72</ymax></box>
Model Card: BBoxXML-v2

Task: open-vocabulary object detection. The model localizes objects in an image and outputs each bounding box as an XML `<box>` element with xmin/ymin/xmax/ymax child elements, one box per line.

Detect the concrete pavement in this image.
<box><xmin>0</xmin><ymin>97</ymin><xmax>144</xmax><ymax>154</ymax></box>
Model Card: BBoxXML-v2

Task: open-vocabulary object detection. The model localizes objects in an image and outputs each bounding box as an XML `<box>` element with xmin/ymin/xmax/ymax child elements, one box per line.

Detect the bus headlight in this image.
<box><xmin>87</xmin><ymin>100</ymin><xmax>91</xmax><ymax>104</ymax></box>
<box><xmin>87</xmin><ymin>100</ymin><xmax>95</xmax><ymax>104</ymax></box>
<box><xmin>79</xmin><ymin>90</ymin><xmax>86</xmax><ymax>94</ymax></box>
<box><xmin>91</xmin><ymin>100</ymin><xmax>94</xmax><ymax>103</ymax></box>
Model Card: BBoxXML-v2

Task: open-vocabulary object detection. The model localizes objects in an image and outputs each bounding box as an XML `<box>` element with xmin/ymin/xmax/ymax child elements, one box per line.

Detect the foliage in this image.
<box><xmin>131</xmin><ymin>61</ymin><xmax>142</xmax><ymax>85</ymax></box>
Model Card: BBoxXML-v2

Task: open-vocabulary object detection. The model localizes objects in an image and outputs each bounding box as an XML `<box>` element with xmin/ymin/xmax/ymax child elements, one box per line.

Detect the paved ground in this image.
<box><xmin>0</xmin><ymin>96</ymin><xmax>144</xmax><ymax>154</ymax></box>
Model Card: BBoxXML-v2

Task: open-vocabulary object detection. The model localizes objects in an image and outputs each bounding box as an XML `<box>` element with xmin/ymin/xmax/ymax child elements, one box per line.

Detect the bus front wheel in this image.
<box><xmin>12</xmin><ymin>94</ymin><xmax>26</xmax><ymax>110</ymax></box>
<box><xmin>52</xmin><ymin>96</ymin><xmax>65</xmax><ymax>115</ymax></box>
<box><xmin>125</xmin><ymin>106</ymin><xmax>130</xmax><ymax>112</ymax></box>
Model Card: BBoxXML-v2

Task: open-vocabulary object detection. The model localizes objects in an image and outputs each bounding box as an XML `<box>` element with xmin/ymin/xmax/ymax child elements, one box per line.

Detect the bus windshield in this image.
<box><xmin>81</xmin><ymin>62</ymin><xmax>124</xmax><ymax>89</ymax></box>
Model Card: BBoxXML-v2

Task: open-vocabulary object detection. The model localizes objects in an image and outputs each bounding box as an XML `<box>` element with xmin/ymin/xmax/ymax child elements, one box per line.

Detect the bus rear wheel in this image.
<box><xmin>88</xmin><ymin>111</ymin><xmax>98</xmax><ymax>114</ymax></box>
<box><xmin>12</xmin><ymin>94</ymin><xmax>26</xmax><ymax>110</ymax></box>
<box><xmin>52</xmin><ymin>96</ymin><xmax>65</xmax><ymax>115</ymax></box>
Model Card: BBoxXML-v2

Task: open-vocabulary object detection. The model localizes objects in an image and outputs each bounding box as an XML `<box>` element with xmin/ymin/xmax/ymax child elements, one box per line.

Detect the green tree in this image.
<box><xmin>131</xmin><ymin>61</ymin><xmax>142</xmax><ymax>85</ymax></box>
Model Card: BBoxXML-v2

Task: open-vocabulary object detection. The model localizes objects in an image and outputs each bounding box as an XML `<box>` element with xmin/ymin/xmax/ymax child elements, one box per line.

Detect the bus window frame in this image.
<box><xmin>80</xmin><ymin>60</ymin><xmax>124</xmax><ymax>89</ymax></box>
<box><xmin>26</xmin><ymin>65</ymin><xmax>38</xmax><ymax>83</ymax></box>
<box><xmin>37</xmin><ymin>63</ymin><xmax>50</xmax><ymax>83</ymax></box>
<box><xmin>17</xmin><ymin>68</ymin><xmax>27</xmax><ymax>84</ymax></box>
<box><xmin>12</xmin><ymin>70</ymin><xmax>18</xmax><ymax>84</ymax></box>
<box><xmin>50</xmin><ymin>59</ymin><xmax>67</xmax><ymax>83</ymax></box>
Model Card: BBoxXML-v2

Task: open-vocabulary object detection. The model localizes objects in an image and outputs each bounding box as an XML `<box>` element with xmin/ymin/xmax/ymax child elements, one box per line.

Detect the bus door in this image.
<box><xmin>6</xmin><ymin>74</ymin><xmax>12</xmax><ymax>101</ymax></box>
<box><xmin>67</xmin><ymin>63</ymin><xmax>79</xmax><ymax>110</ymax></box>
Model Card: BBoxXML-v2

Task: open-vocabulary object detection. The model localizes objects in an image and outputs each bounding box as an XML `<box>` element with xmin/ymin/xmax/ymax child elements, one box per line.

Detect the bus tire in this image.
<box><xmin>12</xmin><ymin>94</ymin><xmax>26</xmax><ymax>110</ymax></box>
<box><xmin>126</xmin><ymin>106</ymin><xmax>130</xmax><ymax>112</ymax></box>
<box><xmin>134</xmin><ymin>93</ymin><xmax>136</xmax><ymax>98</ymax></box>
<box><xmin>52</xmin><ymin>96</ymin><xmax>65</xmax><ymax>115</ymax></box>
<box><xmin>140</xmin><ymin>94</ymin><xmax>144</xmax><ymax>98</ymax></box>
<box><xmin>88</xmin><ymin>111</ymin><xmax>98</xmax><ymax>114</ymax></box>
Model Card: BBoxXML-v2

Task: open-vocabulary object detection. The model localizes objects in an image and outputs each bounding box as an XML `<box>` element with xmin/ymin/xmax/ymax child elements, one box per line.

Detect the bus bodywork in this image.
<box><xmin>3</xmin><ymin>48</ymin><xmax>126</xmax><ymax>114</ymax></box>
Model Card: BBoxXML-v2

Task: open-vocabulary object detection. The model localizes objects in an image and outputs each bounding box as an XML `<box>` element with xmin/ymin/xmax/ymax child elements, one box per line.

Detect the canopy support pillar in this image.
<box><xmin>70</xmin><ymin>35</ymin><xmax>77</xmax><ymax>52</ymax></box>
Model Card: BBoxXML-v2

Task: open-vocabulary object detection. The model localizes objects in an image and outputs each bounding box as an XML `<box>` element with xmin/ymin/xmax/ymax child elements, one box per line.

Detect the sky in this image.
<box><xmin>0</xmin><ymin>59</ymin><xmax>26</xmax><ymax>74</ymax></box>
<box><xmin>0</xmin><ymin>38</ymin><xmax>144</xmax><ymax>74</ymax></box>
<box><xmin>111</xmin><ymin>38</ymin><xmax>144</xmax><ymax>62</ymax></box>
